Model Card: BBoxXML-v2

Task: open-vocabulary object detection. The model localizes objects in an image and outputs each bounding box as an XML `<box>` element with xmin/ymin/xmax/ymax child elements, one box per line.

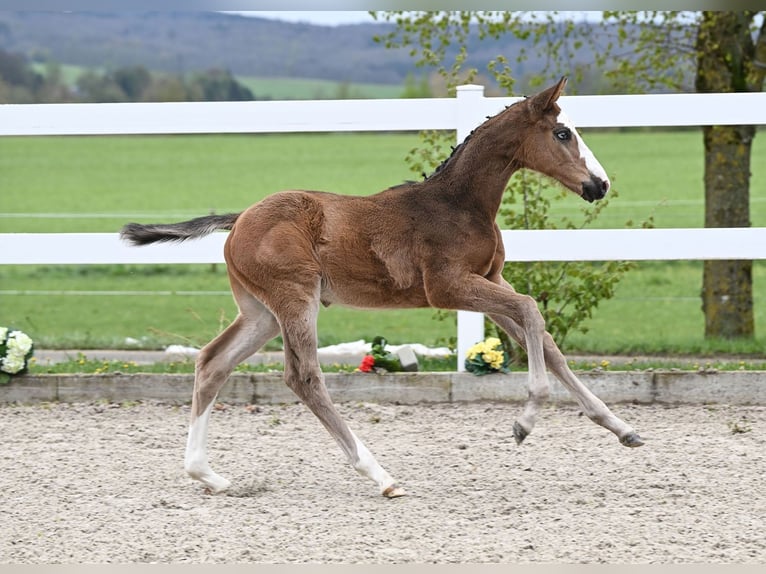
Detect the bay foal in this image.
<box><xmin>121</xmin><ymin>77</ymin><xmax>644</xmax><ymax>498</ymax></box>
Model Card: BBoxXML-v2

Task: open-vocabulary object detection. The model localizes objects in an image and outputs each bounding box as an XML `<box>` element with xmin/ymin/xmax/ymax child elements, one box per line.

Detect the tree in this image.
<box><xmin>0</xmin><ymin>48</ymin><xmax>74</xmax><ymax>103</ymax></box>
<box><xmin>140</xmin><ymin>75</ymin><xmax>189</xmax><ymax>102</ymax></box>
<box><xmin>376</xmin><ymin>10</ymin><xmax>766</xmax><ymax>342</ymax></box>
<box><xmin>696</xmin><ymin>12</ymin><xmax>766</xmax><ymax>338</ymax></box>
<box><xmin>188</xmin><ymin>68</ymin><xmax>254</xmax><ymax>101</ymax></box>
<box><xmin>599</xmin><ymin>11</ymin><xmax>765</xmax><ymax>340</ymax></box>
<box><xmin>75</xmin><ymin>70</ymin><xmax>128</xmax><ymax>102</ymax></box>
<box><xmin>0</xmin><ymin>48</ymin><xmax>44</xmax><ymax>102</ymax></box>
<box><xmin>113</xmin><ymin>65</ymin><xmax>152</xmax><ymax>101</ymax></box>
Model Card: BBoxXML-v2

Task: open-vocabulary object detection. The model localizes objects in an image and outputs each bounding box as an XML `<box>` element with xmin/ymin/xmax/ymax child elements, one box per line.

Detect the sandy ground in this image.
<box><xmin>1</xmin><ymin>400</ymin><xmax>764</xmax><ymax>564</ymax></box>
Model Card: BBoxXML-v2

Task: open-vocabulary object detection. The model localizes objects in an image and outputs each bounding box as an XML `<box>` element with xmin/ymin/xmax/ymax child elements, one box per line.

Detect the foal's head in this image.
<box><xmin>515</xmin><ymin>77</ymin><xmax>610</xmax><ymax>202</ymax></box>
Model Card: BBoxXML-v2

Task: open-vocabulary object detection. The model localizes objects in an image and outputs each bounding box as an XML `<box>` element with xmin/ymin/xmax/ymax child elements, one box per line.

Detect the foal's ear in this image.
<box><xmin>531</xmin><ymin>76</ymin><xmax>568</xmax><ymax>114</ymax></box>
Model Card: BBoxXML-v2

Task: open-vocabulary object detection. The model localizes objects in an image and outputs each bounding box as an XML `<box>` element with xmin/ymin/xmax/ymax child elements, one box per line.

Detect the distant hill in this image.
<box><xmin>0</xmin><ymin>12</ymin><xmax>417</xmax><ymax>85</ymax></box>
<box><xmin>0</xmin><ymin>11</ymin><xmax>612</xmax><ymax>93</ymax></box>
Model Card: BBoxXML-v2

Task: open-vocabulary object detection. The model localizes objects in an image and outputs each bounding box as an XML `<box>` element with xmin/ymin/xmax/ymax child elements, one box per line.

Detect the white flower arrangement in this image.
<box><xmin>0</xmin><ymin>327</ymin><xmax>34</xmax><ymax>383</ymax></box>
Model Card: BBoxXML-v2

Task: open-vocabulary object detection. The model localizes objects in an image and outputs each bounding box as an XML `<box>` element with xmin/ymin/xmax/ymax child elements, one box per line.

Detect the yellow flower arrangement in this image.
<box><xmin>464</xmin><ymin>337</ymin><xmax>510</xmax><ymax>375</ymax></box>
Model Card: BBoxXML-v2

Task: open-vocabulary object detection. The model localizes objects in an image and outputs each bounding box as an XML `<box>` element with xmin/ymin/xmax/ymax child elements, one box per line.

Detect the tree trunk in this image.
<box><xmin>696</xmin><ymin>12</ymin><xmax>758</xmax><ymax>339</ymax></box>
<box><xmin>700</xmin><ymin>124</ymin><xmax>754</xmax><ymax>338</ymax></box>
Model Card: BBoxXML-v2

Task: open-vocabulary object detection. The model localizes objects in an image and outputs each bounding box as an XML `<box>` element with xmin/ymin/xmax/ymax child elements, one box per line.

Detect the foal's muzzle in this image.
<box><xmin>581</xmin><ymin>175</ymin><xmax>609</xmax><ymax>203</ymax></box>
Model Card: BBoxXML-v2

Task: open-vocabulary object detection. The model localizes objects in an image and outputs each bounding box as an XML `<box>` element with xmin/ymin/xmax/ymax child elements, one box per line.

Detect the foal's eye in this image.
<box><xmin>555</xmin><ymin>128</ymin><xmax>572</xmax><ymax>142</ymax></box>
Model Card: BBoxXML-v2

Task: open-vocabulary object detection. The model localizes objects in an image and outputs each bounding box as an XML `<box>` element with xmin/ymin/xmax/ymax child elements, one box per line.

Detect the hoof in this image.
<box><xmin>620</xmin><ymin>432</ymin><xmax>645</xmax><ymax>448</ymax></box>
<box><xmin>513</xmin><ymin>421</ymin><xmax>529</xmax><ymax>445</ymax></box>
<box><xmin>202</xmin><ymin>481</ymin><xmax>231</xmax><ymax>495</ymax></box>
<box><xmin>194</xmin><ymin>474</ymin><xmax>231</xmax><ymax>494</ymax></box>
<box><xmin>382</xmin><ymin>484</ymin><xmax>407</xmax><ymax>498</ymax></box>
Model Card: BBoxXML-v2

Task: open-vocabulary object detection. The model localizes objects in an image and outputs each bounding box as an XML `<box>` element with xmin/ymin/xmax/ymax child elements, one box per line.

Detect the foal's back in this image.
<box><xmin>225</xmin><ymin>185</ymin><xmax>444</xmax><ymax>310</ymax></box>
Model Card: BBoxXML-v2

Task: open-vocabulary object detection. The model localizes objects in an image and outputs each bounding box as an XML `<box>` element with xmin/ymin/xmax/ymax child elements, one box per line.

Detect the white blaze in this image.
<box><xmin>557</xmin><ymin>110</ymin><xmax>610</xmax><ymax>191</ymax></box>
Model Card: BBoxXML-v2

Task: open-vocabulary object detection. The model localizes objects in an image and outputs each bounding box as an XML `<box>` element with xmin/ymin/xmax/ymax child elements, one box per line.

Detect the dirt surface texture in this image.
<box><xmin>1</xmin><ymin>400</ymin><xmax>764</xmax><ymax>564</ymax></box>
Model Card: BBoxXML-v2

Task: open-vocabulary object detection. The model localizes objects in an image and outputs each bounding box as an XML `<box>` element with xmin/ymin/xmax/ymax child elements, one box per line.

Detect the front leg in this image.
<box><xmin>508</xmin><ymin>300</ymin><xmax>549</xmax><ymax>445</ymax></box>
<box><xmin>426</xmin><ymin>271</ymin><xmax>552</xmax><ymax>444</ymax></box>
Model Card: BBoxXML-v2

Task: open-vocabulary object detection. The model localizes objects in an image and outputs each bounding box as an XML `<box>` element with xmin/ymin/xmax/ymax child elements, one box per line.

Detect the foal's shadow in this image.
<box><xmin>218</xmin><ymin>479</ymin><xmax>272</xmax><ymax>498</ymax></box>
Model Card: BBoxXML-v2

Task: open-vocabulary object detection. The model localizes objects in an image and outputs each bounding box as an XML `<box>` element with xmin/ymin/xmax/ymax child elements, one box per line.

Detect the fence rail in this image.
<box><xmin>3</xmin><ymin>86</ymin><xmax>766</xmax><ymax>369</ymax></box>
<box><xmin>5</xmin><ymin>228</ymin><xmax>766</xmax><ymax>266</ymax></box>
<box><xmin>4</xmin><ymin>91</ymin><xmax>766</xmax><ymax>136</ymax></box>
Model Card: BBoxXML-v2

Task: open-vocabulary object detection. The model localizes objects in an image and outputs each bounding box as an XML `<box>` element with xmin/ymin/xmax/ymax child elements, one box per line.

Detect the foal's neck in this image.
<box><xmin>426</xmin><ymin>107</ymin><xmax>526</xmax><ymax>220</ymax></box>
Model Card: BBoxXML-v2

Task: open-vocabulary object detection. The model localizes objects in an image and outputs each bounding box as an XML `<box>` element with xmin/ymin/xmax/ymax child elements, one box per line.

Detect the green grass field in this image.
<box><xmin>32</xmin><ymin>62</ymin><xmax>405</xmax><ymax>101</ymax></box>
<box><xmin>1</xmin><ymin>133</ymin><xmax>419</xmax><ymax>232</ymax></box>
<box><xmin>2</xmin><ymin>129</ymin><xmax>766</xmax><ymax>354</ymax></box>
<box><xmin>237</xmin><ymin>76</ymin><xmax>405</xmax><ymax>100</ymax></box>
<box><xmin>0</xmin><ymin>264</ymin><xmax>453</xmax><ymax>350</ymax></box>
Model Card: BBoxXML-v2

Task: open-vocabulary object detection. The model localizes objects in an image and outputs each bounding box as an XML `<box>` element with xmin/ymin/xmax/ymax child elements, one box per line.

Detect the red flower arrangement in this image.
<box><xmin>356</xmin><ymin>336</ymin><xmax>404</xmax><ymax>373</ymax></box>
<box><xmin>358</xmin><ymin>355</ymin><xmax>376</xmax><ymax>372</ymax></box>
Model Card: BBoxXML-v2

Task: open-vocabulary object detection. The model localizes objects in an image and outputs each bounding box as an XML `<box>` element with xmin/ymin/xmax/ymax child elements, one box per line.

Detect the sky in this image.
<box><xmin>236</xmin><ymin>11</ymin><xmax>378</xmax><ymax>26</ymax></box>
<box><xmin>231</xmin><ymin>11</ymin><xmax>606</xmax><ymax>26</ymax></box>
<box><xmin>6</xmin><ymin>2</ymin><xmax>754</xmax><ymax>12</ymax></box>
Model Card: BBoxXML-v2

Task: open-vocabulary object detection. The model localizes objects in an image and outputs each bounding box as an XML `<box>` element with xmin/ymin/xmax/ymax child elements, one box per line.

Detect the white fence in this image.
<box><xmin>3</xmin><ymin>86</ymin><xmax>766</xmax><ymax>369</ymax></box>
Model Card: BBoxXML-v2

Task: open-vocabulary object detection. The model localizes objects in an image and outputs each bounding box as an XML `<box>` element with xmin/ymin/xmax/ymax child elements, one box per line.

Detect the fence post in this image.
<box><xmin>455</xmin><ymin>84</ymin><xmax>487</xmax><ymax>371</ymax></box>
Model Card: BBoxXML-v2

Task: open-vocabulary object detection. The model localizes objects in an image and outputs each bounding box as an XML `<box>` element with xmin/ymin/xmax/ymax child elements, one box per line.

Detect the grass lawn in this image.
<box><xmin>1</xmin><ymin>264</ymin><xmax>455</xmax><ymax>349</ymax></box>
<box><xmin>237</xmin><ymin>76</ymin><xmax>405</xmax><ymax>100</ymax></box>
<box><xmin>564</xmin><ymin>260</ymin><xmax>766</xmax><ymax>356</ymax></box>
<box><xmin>0</xmin><ymin>133</ymin><xmax>419</xmax><ymax>233</ymax></box>
<box><xmin>32</xmin><ymin>62</ymin><xmax>405</xmax><ymax>101</ymax></box>
<box><xmin>2</xmin><ymin>129</ymin><xmax>766</xmax><ymax>354</ymax></box>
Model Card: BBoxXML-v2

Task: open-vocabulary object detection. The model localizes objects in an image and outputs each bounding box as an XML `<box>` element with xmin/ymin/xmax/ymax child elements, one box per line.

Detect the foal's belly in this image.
<box><xmin>319</xmin><ymin>276</ymin><xmax>431</xmax><ymax>310</ymax></box>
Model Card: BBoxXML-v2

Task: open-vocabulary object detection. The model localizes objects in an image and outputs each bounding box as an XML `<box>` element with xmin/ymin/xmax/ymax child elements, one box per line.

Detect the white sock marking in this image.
<box><xmin>185</xmin><ymin>401</ymin><xmax>231</xmax><ymax>492</ymax></box>
<box><xmin>350</xmin><ymin>431</ymin><xmax>397</xmax><ymax>493</ymax></box>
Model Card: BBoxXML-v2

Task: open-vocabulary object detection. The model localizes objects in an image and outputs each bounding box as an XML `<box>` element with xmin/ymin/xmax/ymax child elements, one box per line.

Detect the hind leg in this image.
<box><xmin>184</xmin><ymin>278</ymin><xmax>280</xmax><ymax>492</ymax></box>
<box><xmin>277</xmin><ymin>294</ymin><xmax>405</xmax><ymax>498</ymax></box>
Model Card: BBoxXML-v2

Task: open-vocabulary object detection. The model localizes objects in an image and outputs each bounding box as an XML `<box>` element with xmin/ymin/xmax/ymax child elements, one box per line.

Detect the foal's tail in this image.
<box><xmin>120</xmin><ymin>212</ymin><xmax>241</xmax><ymax>246</ymax></box>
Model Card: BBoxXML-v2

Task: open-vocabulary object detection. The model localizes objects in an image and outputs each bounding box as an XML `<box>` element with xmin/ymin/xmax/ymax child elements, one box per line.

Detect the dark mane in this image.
<box><xmin>389</xmin><ymin>98</ymin><xmax>528</xmax><ymax>189</ymax></box>
<box><xmin>424</xmin><ymin>98</ymin><xmax>524</xmax><ymax>181</ymax></box>
<box><xmin>386</xmin><ymin>137</ymin><xmax>473</xmax><ymax>190</ymax></box>
<box><xmin>387</xmin><ymin>140</ymin><xmax>473</xmax><ymax>190</ymax></box>
<box><xmin>425</xmin><ymin>135</ymin><xmax>472</xmax><ymax>180</ymax></box>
